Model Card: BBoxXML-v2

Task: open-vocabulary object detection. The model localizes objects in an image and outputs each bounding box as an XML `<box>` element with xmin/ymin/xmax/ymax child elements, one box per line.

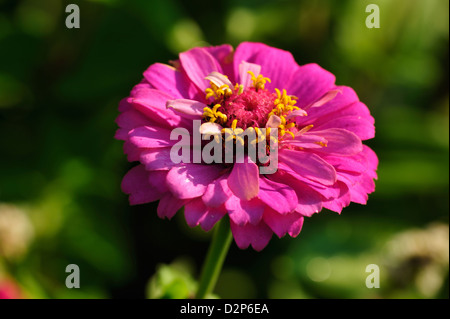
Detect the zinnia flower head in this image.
<box><xmin>116</xmin><ymin>42</ymin><xmax>378</xmax><ymax>251</ymax></box>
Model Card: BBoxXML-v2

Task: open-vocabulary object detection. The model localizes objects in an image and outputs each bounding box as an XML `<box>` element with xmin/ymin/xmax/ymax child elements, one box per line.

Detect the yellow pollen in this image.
<box><xmin>247</xmin><ymin>71</ymin><xmax>271</xmax><ymax>91</ymax></box>
<box><xmin>202</xmin><ymin>104</ymin><xmax>227</xmax><ymax>124</ymax></box>
<box><xmin>205</xmin><ymin>82</ymin><xmax>233</xmax><ymax>100</ymax></box>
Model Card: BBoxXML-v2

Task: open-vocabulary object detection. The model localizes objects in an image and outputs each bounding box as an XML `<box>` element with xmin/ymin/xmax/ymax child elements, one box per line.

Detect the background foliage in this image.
<box><xmin>0</xmin><ymin>0</ymin><xmax>448</xmax><ymax>299</ymax></box>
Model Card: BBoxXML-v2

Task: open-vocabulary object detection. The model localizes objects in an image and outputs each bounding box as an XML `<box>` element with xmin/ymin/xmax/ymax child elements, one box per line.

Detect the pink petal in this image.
<box><xmin>286</xmin><ymin>63</ymin><xmax>336</xmax><ymax>109</ymax></box>
<box><xmin>279</xmin><ymin>149</ymin><xmax>337</xmax><ymax>186</ymax></box>
<box><xmin>129</xmin><ymin>86</ymin><xmax>185</xmax><ymax>128</ymax></box>
<box><xmin>179</xmin><ymin>48</ymin><xmax>222</xmax><ymax>92</ymax></box>
<box><xmin>140</xmin><ymin>148</ymin><xmax>177</xmax><ymax>171</ymax></box>
<box><xmin>143</xmin><ymin>63</ymin><xmax>200</xmax><ymax>100</ymax></box>
<box><xmin>115</xmin><ymin>109</ymin><xmax>155</xmax><ymax>141</ymax></box>
<box><xmin>184</xmin><ymin>198</ymin><xmax>226</xmax><ymax>231</ymax></box>
<box><xmin>123</xmin><ymin>140</ymin><xmax>141</xmax><ymax>162</ymax></box>
<box><xmin>121</xmin><ymin>165</ymin><xmax>163</xmax><ymax>205</ymax></box>
<box><xmin>322</xmin><ymin>181</ymin><xmax>351</xmax><ymax>213</ymax></box>
<box><xmin>203</xmin><ymin>44</ymin><xmax>234</xmax><ymax>80</ymax></box>
<box><xmin>263</xmin><ymin>208</ymin><xmax>304</xmax><ymax>238</ymax></box>
<box><xmin>268</xmin><ymin>170</ymin><xmax>323</xmax><ymax>217</ymax></box>
<box><xmin>278</xmin><ymin>162</ymin><xmax>341</xmax><ymax>200</ymax></box>
<box><xmin>227</xmin><ymin>157</ymin><xmax>260</xmax><ymax>200</ymax></box>
<box><xmin>157</xmin><ymin>193</ymin><xmax>187</xmax><ymax>219</ymax></box>
<box><xmin>148</xmin><ymin>170</ymin><xmax>169</xmax><ymax>193</ymax></box>
<box><xmin>166</xmin><ymin>164</ymin><xmax>223</xmax><ymax>199</ymax></box>
<box><xmin>166</xmin><ymin>98</ymin><xmax>206</xmax><ymax>119</ymax></box>
<box><xmin>129</xmin><ymin>126</ymin><xmax>176</xmax><ymax>148</ymax></box>
<box><xmin>230</xmin><ymin>219</ymin><xmax>273</xmax><ymax>251</ymax></box>
<box><xmin>238</xmin><ymin>61</ymin><xmax>261</xmax><ymax>89</ymax></box>
<box><xmin>362</xmin><ymin>145</ymin><xmax>379</xmax><ymax>179</ymax></box>
<box><xmin>313</xmin><ymin>115</ymin><xmax>375</xmax><ymax>141</ymax></box>
<box><xmin>258</xmin><ymin>178</ymin><xmax>298</xmax><ymax>214</ymax></box>
<box><xmin>225</xmin><ymin>195</ymin><xmax>265</xmax><ymax>226</ymax></box>
<box><xmin>202</xmin><ymin>174</ymin><xmax>233</xmax><ymax>207</ymax></box>
<box><xmin>306</xmin><ymin>128</ymin><xmax>363</xmax><ymax>156</ymax></box>
<box><xmin>282</xmin><ymin>133</ymin><xmax>328</xmax><ymax>149</ymax></box>
<box><xmin>233</xmin><ymin>42</ymin><xmax>300</xmax><ymax>91</ymax></box>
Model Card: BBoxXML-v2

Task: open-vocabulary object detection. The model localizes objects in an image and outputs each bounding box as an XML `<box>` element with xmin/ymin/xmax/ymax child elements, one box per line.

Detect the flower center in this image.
<box><xmin>202</xmin><ymin>70</ymin><xmax>306</xmax><ymax>144</ymax></box>
<box><xmin>221</xmin><ymin>87</ymin><xmax>275</xmax><ymax>130</ymax></box>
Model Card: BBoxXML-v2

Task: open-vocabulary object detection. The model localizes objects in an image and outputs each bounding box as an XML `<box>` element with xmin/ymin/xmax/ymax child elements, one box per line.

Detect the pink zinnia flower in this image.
<box><xmin>116</xmin><ymin>42</ymin><xmax>378</xmax><ymax>251</ymax></box>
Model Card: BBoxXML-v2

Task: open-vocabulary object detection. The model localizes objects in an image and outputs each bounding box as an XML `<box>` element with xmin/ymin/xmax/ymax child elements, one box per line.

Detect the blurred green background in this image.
<box><xmin>0</xmin><ymin>0</ymin><xmax>448</xmax><ymax>299</ymax></box>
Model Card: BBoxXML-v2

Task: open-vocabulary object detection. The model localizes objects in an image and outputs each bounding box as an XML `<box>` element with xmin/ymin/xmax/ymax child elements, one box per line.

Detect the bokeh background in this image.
<box><xmin>0</xmin><ymin>0</ymin><xmax>448</xmax><ymax>299</ymax></box>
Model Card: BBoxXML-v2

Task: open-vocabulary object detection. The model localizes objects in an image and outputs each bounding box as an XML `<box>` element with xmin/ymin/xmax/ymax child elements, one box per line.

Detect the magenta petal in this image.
<box><xmin>225</xmin><ymin>195</ymin><xmax>265</xmax><ymax>226</ymax></box>
<box><xmin>143</xmin><ymin>63</ymin><xmax>200</xmax><ymax>100</ymax></box>
<box><xmin>184</xmin><ymin>198</ymin><xmax>226</xmax><ymax>231</ymax></box>
<box><xmin>233</xmin><ymin>42</ymin><xmax>299</xmax><ymax>91</ymax></box>
<box><xmin>121</xmin><ymin>165</ymin><xmax>163</xmax><ymax>205</ymax></box>
<box><xmin>123</xmin><ymin>140</ymin><xmax>141</xmax><ymax>162</ymax></box>
<box><xmin>362</xmin><ymin>145</ymin><xmax>378</xmax><ymax>179</ymax></box>
<box><xmin>203</xmin><ymin>44</ymin><xmax>234</xmax><ymax>79</ymax></box>
<box><xmin>202</xmin><ymin>174</ymin><xmax>232</xmax><ymax>207</ymax></box>
<box><xmin>263</xmin><ymin>208</ymin><xmax>304</xmax><ymax>238</ymax></box>
<box><xmin>258</xmin><ymin>178</ymin><xmax>298</xmax><ymax>214</ymax></box>
<box><xmin>148</xmin><ymin>170</ymin><xmax>169</xmax><ymax>193</ymax></box>
<box><xmin>230</xmin><ymin>219</ymin><xmax>273</xmax><ymax>251</ymax></box>
<box><xmin>157</xmin><ymin>193</ymin><xmax>187</xmax><ymax>219</ymax></box>
<box><xmin>129</xmin><ymin>86</ymin><xmax>185</xmax><ymax>128</ymax></box>
<box><xmin>184</xmin><ymin>198</ymin><xmax>208</xmax><ymax>228</ymax></box>
<box><xmin>268</xmin><ymin>171</ymin><xmax>323</xmax><ymax>217</ymax></box>
<box><xmin>179</xmin><ymin>48</ymin><xmax>222</xmax><ymax>92</ymax></box>
<box><xmin>313</xmin><ymin>115</ymin><xmax>375</xmax><ymax>141</ymax></box>
<box><xmin>282</xmin><ymin>133</ymin><xmax>328</xmax><ymax>149</ymax></box>
<box><xmin>278</xmin><ymin>162</ymin><xmax>341</xmax><ymax>200</ymax></box>
<box><xmin>227</xmin><ymin>157</ymin><xmax>260</xmax><ymax>200</ymax></box>
<box><xmin>140</xmin><ymin>148</ymin><xmax>177</xmax><ymax>171</ymax></box>
<box><xmin>322</xmin><ymin>181</ymin><xmax>351</xmax><ymax>213</ymax></box>
<box><xmin>286</xmin><ymin>63</ymin><xmax>336</xmax><ymax>109</ymax></box>
<box><xmin>166</xmin><ymin>164</ymin><xmax>223</xmax><ymax>199</ymax></box>
<box><xmin>279</xmin><ymin>149</ymin><xmax>337</xmax><ymax>186</ymax></box>
<box><xmin>129</xmin><ymin>126</ymin><xmax>176</xmax><ymax>148</ymax></box>
<box><xmin>307</xmin><ymin>128</ymin><xmax>363</xmax><ymax>156</ymax></box>
<box><xmin>115</xmin><ymin>109</ymin><xmax>154</xmax><ymax>141</ymax></box>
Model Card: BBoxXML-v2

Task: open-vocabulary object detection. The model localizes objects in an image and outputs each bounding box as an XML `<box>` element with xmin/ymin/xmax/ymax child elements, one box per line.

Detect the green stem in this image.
<box><xmin>195</xmin><ymin>217</ymin><xmax>233</xmax><ymax>299</ymax></box>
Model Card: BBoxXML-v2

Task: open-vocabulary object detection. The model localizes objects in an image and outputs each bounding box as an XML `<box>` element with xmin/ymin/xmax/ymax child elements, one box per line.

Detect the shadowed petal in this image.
<box><xmin>166</xmin><ymin>164</ymin><xmax>223</xmax><ymax>199</ymax></box>
<box><xmin>225</xmin><ymin>196</ymin><xmax>265</xmax><ymax>226</ymax></box>
<box><xmin>121</xmin><ymin>165</ymin><xmax>164</xmax><ymax>205</ymax></box>
<box><xmin>157</xmin><ymin>193</ymin><xmax>187</xmax><ymax>219</ymax></box>
<box><xmin>230</xmin><ymin>219</ymin><xmax>273</xmax><ymax>251</ymax></box>
<box><xmin>263</xmin><ymin>208</ymin><xmax>304</xmax><ymax>238</ymax></box>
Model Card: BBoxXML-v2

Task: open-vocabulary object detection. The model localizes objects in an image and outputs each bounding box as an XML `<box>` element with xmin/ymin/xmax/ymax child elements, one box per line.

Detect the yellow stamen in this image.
<box><xmin>247</xmin><ymin>71</ymin><xmax>271</xmax><ymax>91</ymax></box>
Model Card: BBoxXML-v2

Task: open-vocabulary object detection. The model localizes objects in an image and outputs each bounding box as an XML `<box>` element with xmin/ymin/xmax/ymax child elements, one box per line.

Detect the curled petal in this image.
<box><xmin>205</xmin><ymin>71</ymin><xmax>233</xmax><ymax>88</ymax></box>
<box><xmin>166</xmin><ymin>99</ymin><xmax>207</xmax><ymax>119</ymax></box>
